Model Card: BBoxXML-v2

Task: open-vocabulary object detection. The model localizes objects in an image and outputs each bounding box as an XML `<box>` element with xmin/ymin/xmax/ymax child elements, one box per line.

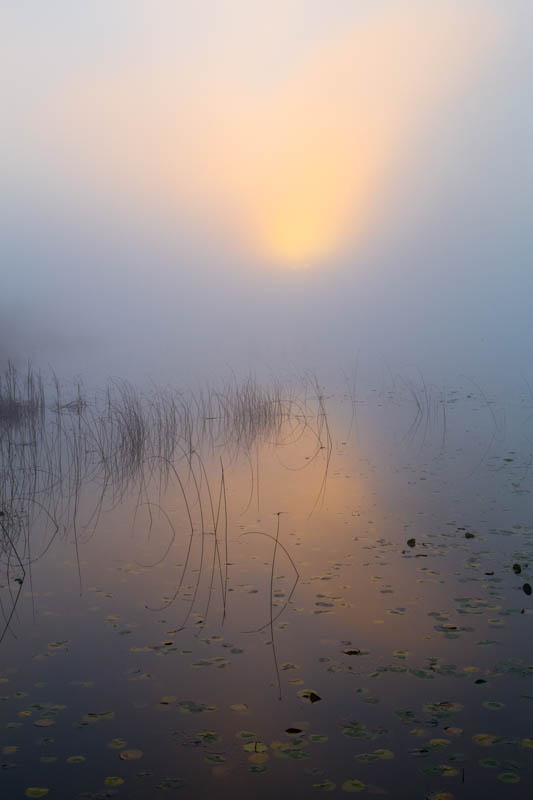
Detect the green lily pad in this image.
<box><xmin>342</xmin><ymin>779</ymin><xmax>366</xmax><ymax>792</ymax></box>
<box><xmin>498</xmin><ymin>772</ymin><xmax>520</xmax><ymax>783</ymax></box>
<box><xmin>156</xmin><ymin>778</ymin><xmax>186</xmax><ymax>789</ymax></box>
<box><xmin>243</xmin><ymin>741</ymin><xmax>268</xmax><ymax>753</ymax></box>
<box><xmin>177</xmin><ymin>700</ymin><xmax>216</xmax><ymax>714</ymax></box>
<box><xmin>204</xmin><ymin>753</ymin><xmax>225</xmax><ymax>763</ymax></box>
<box><xmin>374</xmin><ymin>748</ymin><xmax>394</xmax><ymax>759</ymax></box>
<box><xmin>236</xmin><ymin>730</ymin><xmax>257</xmax><ymax>740</ymax></box>
<box><xmin>197</xmin><ymin>731</ymin><xmax>220</xmax><ymax>744</ymax></box>
<box><xmin>482</xmin><ymin>701</ymin><xmax>505</xmax><ymax>711</ymax></box>
<box><xmin>108</xmin><ymin>738</ymin><xmax>127</xmax><ymax>749</ymax></box>
<box><xmin>313</xmin><ymin>780</ymin><xmax>336</xmax><ymax>791</ymax></box>
<box><xmin>104</xmin><ymin>777</ymin><xmax>124</xmax><ymax>787</ymax></box>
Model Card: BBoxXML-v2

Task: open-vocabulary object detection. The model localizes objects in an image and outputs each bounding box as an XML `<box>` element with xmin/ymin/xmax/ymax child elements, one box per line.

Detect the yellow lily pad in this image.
<box><xmin>342</xmin><ymin>779</ymin><xmax>366</xmax><ymax>792</ymax></box>
<box><xmin>119</xmin><ymin>749</ymin><xmax>143</xmax><ymax>760</ymax></box>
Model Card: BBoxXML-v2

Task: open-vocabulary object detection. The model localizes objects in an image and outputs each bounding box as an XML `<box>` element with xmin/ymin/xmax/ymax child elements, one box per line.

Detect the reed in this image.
<box><xmin>0</xmin><ymin>362</ymin><xmax>326</xmax><ymax>642</ymax></box>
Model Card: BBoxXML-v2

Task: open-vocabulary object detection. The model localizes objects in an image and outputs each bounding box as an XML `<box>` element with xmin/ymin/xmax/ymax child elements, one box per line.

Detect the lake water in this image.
<box><xmin>1</xmin><ymin>374</ymin><xmax>532</xmax><ymax>800</ymax></box>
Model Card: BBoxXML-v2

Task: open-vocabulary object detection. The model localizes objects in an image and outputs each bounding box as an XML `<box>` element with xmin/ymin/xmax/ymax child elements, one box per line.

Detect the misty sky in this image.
<box><xmin>1</xmin><ymin>1</ymin><xmax>532</xmax><ymax>388</ymax></box>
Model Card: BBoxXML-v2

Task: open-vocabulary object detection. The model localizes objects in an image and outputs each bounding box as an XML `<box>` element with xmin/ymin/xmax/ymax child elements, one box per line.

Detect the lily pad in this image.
<box><xmin>156</xmin><ymin>778</ymin><xmax>186</xmax><ymax>789</ymax></box>
<box><xmin>104</xmin><ymin>777</ymin><xmax>124</xmax><ymax>787</ymax></box>
<box><xmin>204</xmin><ymin>753</ymin><xmax>226</xmax><ymax>763</ymax></box>
<box><xmin>243</xmin><ymin>741</ymin><xmax>268</xmax><ymax>753</ymax></box>
<box><xmin>108</xmin><ymin>738</ymin><xmax>127</xmax><ymax>749</ymax></box>
<box><xmin>498</xmin><ymin>772</ymin><xmax>520</xmax><ymax>783</ymax></box>
<box><xmin>298</xmin><ymin>689</ymin><xmax>322</xmax><ymax>704</ymax></box>
<box><xmin>119</xmin><ymin>749</ymin><xmax>143</xmax><ymax>760</ymax></box>
<box><xmin>342</xmin><ymin>779</ymin><xmax>366</xmax><ymax>792</ymax></box>
<box><xmin>473</xmin><ymin>733</ymin><xmax>500</xmax><ymax>746</ymax></box>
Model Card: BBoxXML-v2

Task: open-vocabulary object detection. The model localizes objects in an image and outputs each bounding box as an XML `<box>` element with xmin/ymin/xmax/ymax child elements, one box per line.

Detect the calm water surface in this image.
<box><xmin>1</xmin><ymin>379</ymin><xmax>532</xmax><ymax>800</ymax></box>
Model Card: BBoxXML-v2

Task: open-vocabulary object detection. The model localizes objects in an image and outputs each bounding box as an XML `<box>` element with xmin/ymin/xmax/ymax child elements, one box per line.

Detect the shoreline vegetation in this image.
<box><xmin>0</xmin><ymin>360</ymin><xmax>524</xmax><ymax>647</ymax></box>
<box><xmin>0</xmin><ymin>362</ymin><xmax>332</xmax><ymax>646</ymax></box>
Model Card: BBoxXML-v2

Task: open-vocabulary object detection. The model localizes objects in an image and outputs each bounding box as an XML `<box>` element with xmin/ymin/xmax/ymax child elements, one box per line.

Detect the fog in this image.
<box><xmin>1</xmin><ymin>0</ymin><xmax>532</xmax><ymax>391</ymax></box>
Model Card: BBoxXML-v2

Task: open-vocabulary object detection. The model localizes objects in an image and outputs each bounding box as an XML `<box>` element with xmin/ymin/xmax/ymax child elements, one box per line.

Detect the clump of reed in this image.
<box><xmin>0</xmin><ymin>361</ymin><xmax>45</xmax><ymax>429</ymax></box>
<box><xmin>0</xmin><ymin>362</ymin><xmax>332</xmax><ymax>643</ymax></box>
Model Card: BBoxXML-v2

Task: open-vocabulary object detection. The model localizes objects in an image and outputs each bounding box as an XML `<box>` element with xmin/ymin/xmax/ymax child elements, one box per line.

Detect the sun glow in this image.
<box><xmin>44</xmin><ymin>2</ymin><xmax>501</xmax><ymax>268</ymax></box>
<box><xmin>250</xmin><ymin>146</ymin><xmax>368</xmax><ymax>265</ymax></box>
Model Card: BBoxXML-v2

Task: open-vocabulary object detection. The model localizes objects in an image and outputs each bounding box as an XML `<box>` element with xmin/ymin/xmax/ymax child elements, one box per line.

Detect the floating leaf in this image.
<box><xmin>479</xmin><ymin>758</ymin><xmax>500</xmax><ymax>769</ymax></box>
<box><xmin>204</xmin><ymin>753</ymin><xmax>225</xmax><ymax>763</ymax></box>
<box><xmin>243</xmin><ymin>741</ymin><xmax>268</xmax><ymax>753</ymax></box>
<box><xmin>66</xmin><ymin>755</ymin><xmax>86</xmax><ymax>763</ymax></box>
<box><xmin>81</xmin><ymin>711</ymin><xmax>114</xmax><ymax>724</ymax></box>
<box><xmin>374</xmin><ymin>748</ymin><xmax>394</xmax><ymax>761</ymax></box>
<box><xmin>197</xmin><ymin>731</ymin><xmax>220</xmax><ymax>744</ymax></box>
<box><xmin>25</xmin><ymin>791</ymin><xmax>49</xmax><ymax>798</ymax></box>
<box><xmin>426</xmin><ymin>794</ymin><xmax>455</xmax><ymax>800</ymax></box>
<box><xmin>248</xmin><ymin>752</ymin><xmax>269</xmax><ymax>764</ymax></box>
<box><xmin>120</xmin><ymin>749</ymin><xmax>143</xmax><ymax>760</ymax></box>
<box><xmin>104</xmin><ymin>776</ymin><xmax>124</xmax><ymax>787</ymax></box>
<box><xmin>236</xmin><ymin>730</ymin><xmax>257</xmax><ymax>740</ymax></box>
<box><xmin>428</xmin><ymin>739</ymin><xmax>450</xmax><ymax>750</ymax></box>
<box><xmin>298</xmin><ymin>689</ymin><xmax>322</xmax><ymax>704</ymax></box>
<box><xmin>313</xmin><ymin>780</ymin><xmax>336</xmax><ymax>791</ymax></box>
<box><xmin>108</xmin><ymin>738</ymin><xmax>127</xmax><ymax>749</ymax></box>
<box><xmin>423</xmin><ymin>701</ymin><xmax>463</xmax><ymax>716</ymax></box>
<box><xmin>482</xmin><ymin>701</ymin><xmax>505</xmax><ymax>711</ymax></box>
<box><xmin>342</xmin><ymin>721</ymin><xmax>388</xmax><ymax>741</ymax></box>
<box><xmin>498</xmin><ymin>772</ymin><xmax>520</xmax><ymax>783</ymax></box>
<box><xmin>422</xmin><ymin>765</ymin><xmax>458</xmax><ymax>777</ymax></box>
<box><xmin>177</xmin><ymin>700</ymin><xmax>216</xmax><ymax>714</ymax></box>
<box><xmin>156</xmin><ymin>778</ymin><xmax>186</xmax><ymax>790</ymax></box>
<box><xmin>355</xmin><ymin>753</ymin><xmax>379</xmax><ymax>763</ymax></box>
<box><xmin>342</xmin><ymin>779</ymin><xmax>366</xmax><ymax>792</ymax></box>
<box><xmin>286</xmin><ymin>748</ymin><xmax>310</xmax><ymax>760</ymax></box>
<box><xmin>443</xmin><ymin>727</ymin><xmax>463</xmax><ymax>737</ymax></box>
<box><xmin>393</xmin><ymin>650</ymin><xmax>409</xmax><ymax>660</ymax></box>
<box><xmin>473</xmin><ymin>733</ymin><xmax>500</xmax><ymax>746</ymax></box>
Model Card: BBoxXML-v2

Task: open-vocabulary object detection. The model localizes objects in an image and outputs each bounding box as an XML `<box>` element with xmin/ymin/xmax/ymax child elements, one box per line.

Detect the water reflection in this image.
<box><xmin>1</xmin><ymin>365</ymin><xmax>533</xmax><ymax>799</ymax></box>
